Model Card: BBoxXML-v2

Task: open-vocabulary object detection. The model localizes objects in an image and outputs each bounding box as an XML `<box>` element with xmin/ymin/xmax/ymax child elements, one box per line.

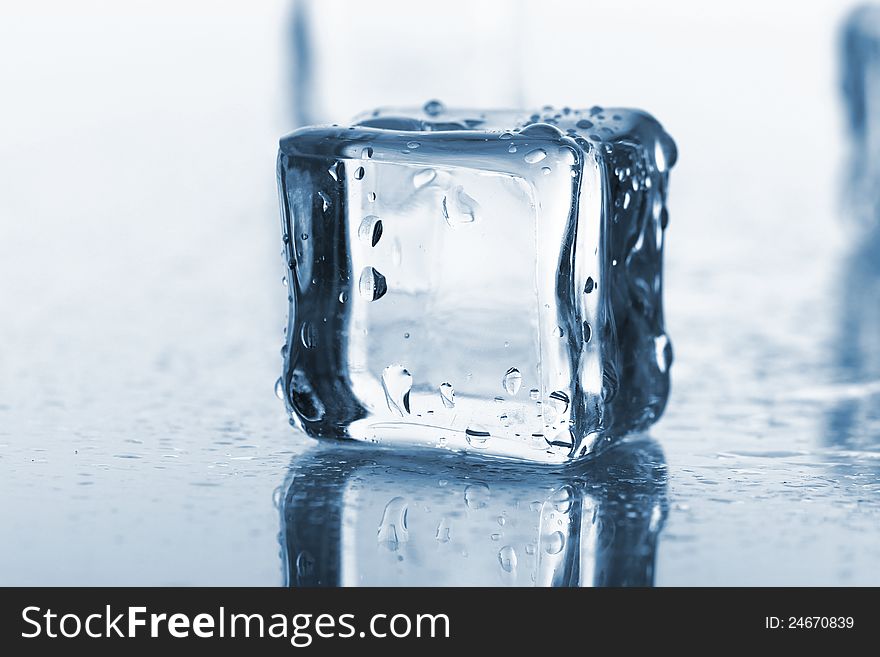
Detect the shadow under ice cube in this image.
<box><xmin>277</xmin><ymin>103</ymin><xmax>676</xmax><ymax>463</ymax></box>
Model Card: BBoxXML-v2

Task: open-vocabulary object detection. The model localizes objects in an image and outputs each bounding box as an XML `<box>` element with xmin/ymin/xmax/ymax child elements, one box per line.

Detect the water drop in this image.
<box><xmin>423</xmin><ymin>99</ymin><xmax>445</xmax><ymax>116</ymax></box>
<box><xmin>358</xmin><ymin>266</ymin><xmax>388</xmax><ymax>301</ymax></box>
<box><xmin>529</xmin><ymin>388</ymin><xmax>540</xmax><ymax>400</ymax></box>
<box><xmin>541</xmin><ymin>166</ymin><xmax>551</xmax><ymax>175</ymax></box>
<box><xmin>377</xmin><ymin>496</ymin><xmax>409</xmax><ymax>551</ymax></box>
<box><xmin>361</xmin><ymin>146</ymin><xmax>373</xmax><ymax>159</ymax></box>
<box><xmin>584</xmin><ymin>277</ymin><xmax>595</xmax><ymax>294</ymax></box>
<box><xmin>296</xmin><ymin>550</ymin><xmax>316</xmax><ymax>580</ymax></box>
<box><xmin>368</xmin><ymin>192</ymin><xmax>377</xmax><ymax>202</ymax></box>
<box><xmin>508</xmin><ymin>144</ymin><xmax>517</xmax><ymax>153</ymax></box>
<box><xmin>524</xmin><ymin>148</ymin><xmax>547</xmax><ymax>164</ymax></box>
<box><xmin>498</xmin><ymin>546</ymin><xmax>517</xmax><ymax>573</ymax></box>
<box><xmin>548</xmin><ymin>390</ymin><xmax>570</xmax><ymax>415</ymax></box>
<box><xmin>328</xmin><ymin>162</ymin><xmax>340</xmax><ymax>181</ymax></box>
<box><xmin>281</xmin><ymin>275</ymin><xmax>288</xmax><ymax>287</ymax></box>
<box><xmin>435</xmin><ymin>517</ymin><xmax>452</xmax><ymax>543</ymax></box>
<box><xmin>553</xmin><ymin>326</ymin><xmax>565</xmax><ymax>338</ymax></box>
<box><xmin>544</xmin><ymin>531</ymin><xmax>565</xmax><ymax>555</ymax></box>
<box><xmin>338</xmin><ymin>291</ymin><xmax>348</xmax><ymax>303</ymax></box>
<box><xmin>412</xmin><ymin>169</ymin><xmax>436</xmax><ymax>188</ymax></box>
<box><xmin>497</xmin><ymin>515</ymin><xmax>506</xmax><ymax>527</ymax></box>
<box><xmin>300</xmin><ymin>322</ymin><xmax>317</xmax><ymax>349</ymax></box>
<box><xmin>464</xmin><ymin>482</ymin><xmax>490</xmax><ymax>509</ymax></box>
<box><xmin>583</xmin><ymin>321</ymin><xmax>592</xmax><ymax>343</ymax></box>
<box><xmin>525</xmin><ymin>543</ymin><xmax>537</xmax><ymax>556</ymax></box>
<box><xmin>576</xmin><ymin>119</ymin><xmax>594</xmax><ymax>130</ymax></box>
<box><xmin>317</xmin><ymin>190</ymin><xmax>331</xmax><ymax>212</ymax></box>
<box><xmin>550</xmin><ymin>487</ymin><xmax>573</xmax><ymax>513</ymax></box>
<box><xmin>501</xmin><ymin>367</ymin><xmax>523</xmax><ymax>396</ymax></box>
<box><xmin>654</xmin><ymin>333</ymin><xmax>672</xmax><ymax>373</ymax></box>
<box><xmin>441</xmin><ymin>186</ymin><xmax>478</xmax><ymax>226</ymax></box>
<box><xmin>499</xmin><ymin>132</ymin><xmax>513</xmax><ymax>140</ymax></box>
<box><xmin>465</xmin><ymin>425</ymin><xmax>491</xmax><ymax>447</ymax></box>
<box><xmin>358</xmin><ymin>215</ymin><xmax>383</xmax><ymax>247</ymax></box>
<box><xmin>274</xmin><ymin>377</ymin><xmax>284</xmax><ymax>400</ymax></box>
<box><xmin>439</xmin><ymin>382</ymin><xmax>455</xmax><ymax>408</ymax></box>
<box><xmin>406</xmin><ymin>141</ymin><xmax>420</xmax><ymax>149</ymax></box>
<box><xmin>381</xmin><ymin>365</ymin><xmax>412</xmax><ymax>415</ymax></box>
<box><xmin>354</xmin><ymin>166</ymin><xmax>365</xmax><ymax>180</ymax></box>
<box><xmin>301</xmin><ymin>233</ymin><xmax>309</xmax><ymax>240</ymax></box>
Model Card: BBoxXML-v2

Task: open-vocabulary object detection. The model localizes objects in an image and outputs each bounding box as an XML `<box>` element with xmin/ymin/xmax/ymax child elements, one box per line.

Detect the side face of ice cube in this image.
<box><xmin>277</xmin><ymin>105</ymin><xmax>676</xmax><ymax>463</ymax></box>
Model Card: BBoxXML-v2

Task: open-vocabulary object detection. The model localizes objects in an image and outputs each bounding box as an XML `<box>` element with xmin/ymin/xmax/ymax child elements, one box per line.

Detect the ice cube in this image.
<box><xmin>276</xmin><ymin>102</ymin><xmax>676</xmax><ymax>463</ymax></box>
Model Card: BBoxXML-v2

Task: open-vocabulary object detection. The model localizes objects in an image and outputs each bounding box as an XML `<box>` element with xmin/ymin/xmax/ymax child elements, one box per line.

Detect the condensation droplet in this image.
<box><xmin>464</xmin><ymin>482</ymin><xmax>490</xmax><ymax>509</ymax></box>
<box><xmin>354</xmin><ymin>166</ymin><xmax>365</xmax><ymax>180</ymax></box>
<box><xmin>274</xmin><ymin>377</ymin><xmax>284</xmax><ymax>400</ymax></box>
<box><xmin>358</xmin><ymin>215</ymin><xmax>383</xmax><ymax>247</ymax></box>
<box><xmin>553</xmin><ymin>326</ymin><xmax>565</xmax><ymax>338</ymax></box>
<box><xmin>361</xmin><ymin>146</ymin><xmax>373</xmax><ymax>159</ymax></box>
<box><xmin>584</xmin><ymin>277</ymin><xmax>595</xmax><ymax>294</ymax></box>
<box><xmin>442</xmin><ymin>186</ymin><xmax>478</xmax><ymax>226</ymax></box>
<box><xmin>524</xmin><ymin>148</ymin><xmax>547</xmax><ymax>164</ymax></box>
<box><xmin>502</xmin><ymin>367</ymin><xmax>522</xmax><ymax>395</ymax></box>
<box><xmin>439</xmin><ymin>382</ymin><xmax>455</xmax><ymax>408</ymax></box>
<box><xmin>435</xmin><ymin>517</ymin><xmax>452</xmax><ymax>543</ymax></box>
<box><xmin>381</xmin><ymin>365</ymin><xmax>412</xmax><ymax>415</ymax></box>
<box><xmin>550</xmin><ymin>487</ymin><xmax>573</xmax><ymax>513</ymax></box>
<box><xmin>576</xmin><ymin>119</ymin><xmax>594</xmax><ymax>130</ymax></box>
<box><xmin>529</xmin><ymin>388</ymin><xmax>540</xmax><ymax>401</ymax></box>
<box><xmin>498</xmin><ymin>546</ymin><xmax>517</xmax><ymax>573</ymax></box>
<box><xmin>508</xmin><ymin>144</ymin><xmax>517</xmax><ymax>153</ymax></box>
<box><xmin>358</xmin><ymin>266</ymin><xmax>388</xmax><ymax>301</ymax></box>
<box><xmin>423</xmin><ymin>99</ymin><xmax>445</xmax><ymax>116</ymax></box>
<box><xmin>465</xmin><ymin>425</ymin><xmax>491</xmax><ymax>447</ymax></box>
<box><xmin>583</xmin><ymin>321</ymin><xmax>592</xmax><ymax>343</ymax></box>
<box><xmin>317</xmin><ymin>190</ymin><xmax>331</xmax><ymax>212</ymax></box>
<box><xmin>544</xmin><ymin>531</ymin><xmax>565</xmax><ymax>555</ymax></box>
<box><xmin>548</xmin><ymin>390</ymin><xmax>570</xmax><ymax>415</ymax></box>
<box><xmin>300</xmin><ymin>322</ymin><xmax>317</xmax><ymax>349</ymax></box>
<box><xmin>541</xmin><ymin>166</ymin><xmax>551</xmax><ymax>175</ymax></box>
<box><xmin>654</xmin><ymin>333</ymin><xmax>672</xmax><ymax>373</ymax></box>
<box><xmin>377</xmin><ymin>496</ymin><xmax>409</xmax><ymax>551</ymax></box>
<box><xmin>406</xmin><ymin>141</ymin><xmax>420</xmax><ymax>149</ymax></box>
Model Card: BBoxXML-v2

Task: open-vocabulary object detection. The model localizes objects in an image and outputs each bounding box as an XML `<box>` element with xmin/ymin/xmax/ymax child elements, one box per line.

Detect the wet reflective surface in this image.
<box><xmin>2</xmin><ymin>2</ymin><xmax>879</xmax><ymax>585</ymax></box>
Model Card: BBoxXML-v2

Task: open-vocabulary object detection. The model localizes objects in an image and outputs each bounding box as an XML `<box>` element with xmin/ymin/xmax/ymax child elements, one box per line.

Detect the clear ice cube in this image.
<box><xmin>276</xmin><ymin>102</ymin><xmax>677</xmax><ymax>463</ymax></box>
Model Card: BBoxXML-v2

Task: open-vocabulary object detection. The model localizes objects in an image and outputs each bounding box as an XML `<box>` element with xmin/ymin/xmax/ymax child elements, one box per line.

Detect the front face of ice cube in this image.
<box><xmin>277</xmin><ymin>107</ymin><xmax>675</xmax><ymax>464</ymax></box>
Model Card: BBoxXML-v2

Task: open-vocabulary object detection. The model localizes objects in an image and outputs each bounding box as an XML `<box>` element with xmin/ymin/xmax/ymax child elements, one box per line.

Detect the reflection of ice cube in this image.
<box><xmin>842</xmin><ymin>6</ymin><xmax>880</xmax><ymax>220</ymax></box>
<box><xmin>276</xmin><ymin>102</ymin><xmax>676</xmax><ymax>463</ymax></box>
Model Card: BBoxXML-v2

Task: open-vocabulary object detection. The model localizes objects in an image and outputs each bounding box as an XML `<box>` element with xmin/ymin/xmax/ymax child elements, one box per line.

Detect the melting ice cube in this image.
<box><xmin>276</xmin><ymin>103</ymin><xmax>676</xmax><ymax>463</ymax></box>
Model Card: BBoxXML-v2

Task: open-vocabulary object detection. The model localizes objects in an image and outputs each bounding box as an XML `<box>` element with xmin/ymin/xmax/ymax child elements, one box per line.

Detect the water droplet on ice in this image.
<box><xmin>553</xmin><ymin>326</ymin><xmax>564</xmax><ymax>338</ymax></box>
<box><xmin>361</xmin><ymin>146</ymin><xmax>373</xmax><ymax>159</ymax></box>
<box><xmin>576</xmin><ymin>119</ymin><xmax>594</xmax><ymax>130</ymax></box>
<box><xmin>358</xmin><ymin>266</ymin><xmax>388</xmax><ymax>301</ymax></box>
<box><xmin>654</xmin><ymin>333</ymin><xmax>672</xmax><ymax>373</ymax></box>
<box><xmin>464</xmin><ymin>482</ymin><xmax>490</xmax><ymax>509</ymax></box>
<box><xmin>584</xmin><ymin>277</ymin><xmax>595</xmax><ymax>293</ymax></box>
<box><xmin>354</xmin><ymin>166</ymin><xmax>365</xmax><ymax>180</ymax></box>
<box><xmin>508</xmin><ymin>144</ymin><xmax>517</xmax><ymax>153</ymax></box>
<box><xmin>544</xmin><ymin>531</ymin><xmax>565</xmax><ymax>555</ymax></box>
<box><xmin>358</xmin><ymin>215</ymin><xmax>383</xmax><ymax>247</ymax></box>
<box><xmin>529</xmin><ymin>388</ymin><xmax>540</xmax><ymax>401</ymax></box>
<box><xmin>525</xmin><ymin>542</ymin><xmax>537</xmax><ymax>555</ymax></box>
<box><xmin>423</xmin><ymin>99</ymin><xmax>445</xmax><ymax>116</ymax></box>
<box><xmin>541</xmin><ymin>166</ymin><xmax>551</xmax><ymax>175</ymax></box>
<box><xmin>465</xmin><ymin>425</ymin><xmax>491</xmax><ymax>447</ymax></box>
<box><xmin>550</xmin><ymin>487</ymin><xmax>573</xmax><ymax>513</ymax></box>
<box><xmin>317</xmin><ymin>190</ymin><xmax>331</xmax><ymax>212</ymax></box>
<box><xmin>296</xmin><ymin>551</ymin><xmax>316</xmax><ymax>580</ymax></box>
<box><xmin>442</xmin><ymin>186</ymin><xmax>478</xmax><ymax>226</ymax></box>
<box><xmin>583</xmin><ymin>321</ymin><xmax>592</xmax><ymax>343</ymax></box>
<box><xmin>377</xmin><ymin>496</ymin><xmax>409</xmax><ymax>551</ymax></box>
<box><xmin>274</xmin><ymin>377</ymin><xmax>284</xmax><ymax>400</ymax></box>
<box><xmin>406</xmin><ymin>141</ymin><xmax>420</xmax><ymax>149</ymax></box>
<box><xmin>502</xmin><ymin>367</ymin><xmax>522</xmax><ymax>395</ymax></box>
<box><xmin>412</xmin><ymin>169</ymin><xmax>436</xmax><ymax>188</ymax></box>
<box><xmin>548</xmin><ymin>390</ymin><xmax>570</xmax><ymax>415</ymax></box>
<box><xmin>435</xmin><ymin>517</ymin><xmax>452</xmax><ymax>543</ymax></box>
<box><xmin>524</xmin><ymin>148</ymin><xmax>547</xmax><ymax>164</ymax></box>
<box><xmin>439</xmin><ymin>382</ymin><xmax>455</xmax><ymax>408</ymax></box>
<box><xmin>381</xmin><ymin>365</ymin><xmax>412</xmax><ymax>415</ymax></box>
<box><xmin>498</xmin><ymin>546</ymin><xmax>517</xmax><ymax>573</ymax></box>
<box><xmin>300</xmin><ymin>322</ymin><xmax>317</xmax><ymax>349</ymax></box>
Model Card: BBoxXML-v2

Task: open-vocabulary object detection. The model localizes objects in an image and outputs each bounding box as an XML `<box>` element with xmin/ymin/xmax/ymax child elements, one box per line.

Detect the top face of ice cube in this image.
<box><xmin>281</xmin><ymin>100</ymin><xmax>677</xmax><ymax>176</ymax></box>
